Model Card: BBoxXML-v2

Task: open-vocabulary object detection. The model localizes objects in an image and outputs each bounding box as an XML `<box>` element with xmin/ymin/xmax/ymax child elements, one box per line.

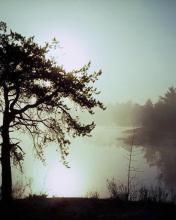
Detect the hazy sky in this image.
<box><xmin>1</xmin><ymin>0</ymin><xmax>176</xmax><ymax>103</ymax></box>
<box><xmin>1</xmin><ymin>0</ymin><xmax>176</xmax><ymax>197</ymax></box>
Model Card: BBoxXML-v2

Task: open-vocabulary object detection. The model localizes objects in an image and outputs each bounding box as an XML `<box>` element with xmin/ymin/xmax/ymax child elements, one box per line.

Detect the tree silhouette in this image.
<box><xmin>0</xmin><ymin>22</ymin><xmax>105</xmax><ymax>202</ymax></box>
<box><xmin>154</xmin><ymin>87</ymin><xmax>176</xmax><ymax>130</ymax></box>
<box><xmin>140</xmin><ymin>87</ymin><xmax>176</xmax><ymax>131</ymax></box>
<box><xmin>141</xmin><ymin>99</ymin><xmax>154</xmax><ymax>128</ymax></box>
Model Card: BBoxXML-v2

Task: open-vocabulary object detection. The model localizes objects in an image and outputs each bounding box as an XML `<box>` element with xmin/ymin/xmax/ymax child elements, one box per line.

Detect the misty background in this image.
<box><xmin>8</xmin><ymin>86</ymin><xmax>176</xmax><ymax>198</ymax></box>
<box><xmin>78</xmin><ymin>86</ymin><xmax>176</xmax><ymax>194</ymax></box>
<box><xmin>1</xmin><ymin>0</ymin><xmax>176</xmax><ymax>198</ymax></box>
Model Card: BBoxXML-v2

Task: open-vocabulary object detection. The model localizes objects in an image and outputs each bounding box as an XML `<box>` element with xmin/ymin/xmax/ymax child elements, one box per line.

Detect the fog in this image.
<box><xmin>1</xmin><ymin>86</ymin><xmax>176</xmax><ymax>197</ymax></box>
<box><xmin>1</xmin><ymin>0</ymin><xmax>176</xmax><ymax>198</ymax></box>
<box><xmin>77</xmin><ymin>87</ymin><xmax>176</xmax><ymax>192</ymax></box>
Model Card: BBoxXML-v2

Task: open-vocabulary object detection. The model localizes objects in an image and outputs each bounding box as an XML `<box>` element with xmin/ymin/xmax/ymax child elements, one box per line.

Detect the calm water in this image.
<box><xmin>10</xmin><ymin>126</ymin><xmax>176</xmax><ymax>198</ymax></box>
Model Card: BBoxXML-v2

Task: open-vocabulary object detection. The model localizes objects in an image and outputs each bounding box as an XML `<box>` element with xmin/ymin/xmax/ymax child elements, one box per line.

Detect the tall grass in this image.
<box><xmin>106</xmin><ymin>178</ymin><xmax>176</xmax><ymax>204</ymax></box>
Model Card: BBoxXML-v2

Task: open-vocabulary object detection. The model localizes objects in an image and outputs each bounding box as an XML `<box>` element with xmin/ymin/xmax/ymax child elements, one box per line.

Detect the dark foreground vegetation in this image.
<box><xmin>0</xmin><ymin>197</ymin><xmax>176</xmax><ymax>220</ymax></box>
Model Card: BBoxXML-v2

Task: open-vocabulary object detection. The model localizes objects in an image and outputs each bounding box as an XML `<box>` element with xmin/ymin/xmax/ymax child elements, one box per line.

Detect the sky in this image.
<box><xmin>1</xmin><ymin>0</ymin><xmax>176</xmax><ymax>197</ymax></box>
<box><xmin>1</xmin><ymin>0</ymin><xmax>176</xmax><ymax>104</ymax></box>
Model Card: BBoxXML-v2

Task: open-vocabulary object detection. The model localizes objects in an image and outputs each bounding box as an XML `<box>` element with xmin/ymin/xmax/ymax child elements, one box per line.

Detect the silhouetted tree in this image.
<box><xmin>125</xmin><ymin>129</ymin><xmax>143</xmax><ymax>201</ymax></box>
<box><xmin>139</xmin><ymin>87</ymin><xmax>176</xmax><ymax>131</ymax></box>
<box><xmin>154</xmin><ymin>87</ymin><xmax>176</xmax><ymax>130</ymax></box>
<box><xmin>141</xmin><ymin>99</ymin><xmax>154</xmax><ymax>128</ymax></box>
<box><xmin>0</xmin><ymin>22</ymin><xmax>104</xmax><ymax>202</ymax></box>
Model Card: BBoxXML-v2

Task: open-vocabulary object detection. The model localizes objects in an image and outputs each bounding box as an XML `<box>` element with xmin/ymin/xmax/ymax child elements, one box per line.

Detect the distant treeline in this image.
<box><xmin>93</xmin><ymin>87</ymin><xmax>176</xmax><ymax>130</ymax></box>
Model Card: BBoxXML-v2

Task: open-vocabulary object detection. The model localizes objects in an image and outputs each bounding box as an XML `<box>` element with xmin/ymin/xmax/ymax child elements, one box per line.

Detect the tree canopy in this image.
<box><xmin>0</xmin><ymin>21</ymin><xmax>104</xmax><ymax>201</ymax></box>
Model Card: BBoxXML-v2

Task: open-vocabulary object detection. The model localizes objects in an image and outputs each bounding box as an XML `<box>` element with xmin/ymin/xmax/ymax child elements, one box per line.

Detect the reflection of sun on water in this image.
<box><xmin>46</xmin><ymin>165</ymin><xmax>82</xmax><ymax>197</ymax></box>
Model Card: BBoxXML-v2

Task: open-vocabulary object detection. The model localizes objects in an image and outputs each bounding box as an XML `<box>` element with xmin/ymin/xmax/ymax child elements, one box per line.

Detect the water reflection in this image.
<box><xmin>121</xmin><ymin>127</ymin><xmax>176</xmax><ymax>190</ymax></box>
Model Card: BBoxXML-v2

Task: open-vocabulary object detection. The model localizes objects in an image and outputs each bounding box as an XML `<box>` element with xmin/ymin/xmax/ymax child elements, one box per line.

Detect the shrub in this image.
<box><xmin>138</xmin><ymin>186</ymin><xmax>169</xmax><ymax>203</ymax></box>
<box><xmin>107</xmin><ymin>178</ymin><xmax>128</xmax><ymax>201</ymax></box>
<box><xmin>86</xmin><ymin>191</ymin><xmax>99</xmax><ymax>199</ymax></box>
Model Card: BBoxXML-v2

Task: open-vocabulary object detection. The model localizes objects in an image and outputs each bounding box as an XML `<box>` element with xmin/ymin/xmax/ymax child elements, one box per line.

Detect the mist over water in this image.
<box><xmin>1</xmin><ymin>0</ymin><xmax>176</xmax><ymax>203</ymax></box>
<box><xmin>6</xmin><ymin>88</ymin><xmax>176</xmax><ymax>197</ymax></box>
<box><xmin>122</xmin><ymin>128</ymin><xmax>176</xmax><ymax>191</ymax></box>
<box><xmin>79</xmin><ymin>92</ymin><xmax>176</xmax><ymax>194</ymax></box>
<box><xmin>10</xmin><ymin>124</ymin><xmax>158</xmax><ymax>198</ymax></box>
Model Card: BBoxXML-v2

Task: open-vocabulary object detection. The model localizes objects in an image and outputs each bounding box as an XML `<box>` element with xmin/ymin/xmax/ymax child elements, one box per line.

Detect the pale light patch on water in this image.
<box><xmin>9</xmin><ymin>126</ymin><xmax>159</xmax><ymax>198</ymax></box>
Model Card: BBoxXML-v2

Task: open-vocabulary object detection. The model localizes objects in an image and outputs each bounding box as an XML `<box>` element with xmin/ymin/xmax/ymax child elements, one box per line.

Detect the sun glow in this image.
<box><xmin>45</xmin><ymin>164</ymin><xmax>82</xmax><ymax>197</ymax></box>
<box><xmin>49</xmin><ymin>32</ymin><xmax>90</xmax><ymax>72</ymax></box>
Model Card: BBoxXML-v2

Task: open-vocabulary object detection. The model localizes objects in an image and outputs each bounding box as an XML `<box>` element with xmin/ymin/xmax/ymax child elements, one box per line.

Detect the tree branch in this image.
<box><xmin>13</xmin><ymin>87</ymin><xmax>60</xmax><ymax>116</ymax></box>
<box><xmin>10</xmin><ymin>84</ymin><xmax>20</xmax><ymax>111</ymax></box>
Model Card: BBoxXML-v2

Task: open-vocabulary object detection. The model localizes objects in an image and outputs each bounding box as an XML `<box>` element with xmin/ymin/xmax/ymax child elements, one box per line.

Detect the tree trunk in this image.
<box><xmin>1</xmin><ymin>83</ymin><xmax>12</xmax><ymax>203</ymax></box>
<box><xmin>1</xmin><ymin>117</ymin><xmax>12</xmax><ymax>203</ymax></box>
